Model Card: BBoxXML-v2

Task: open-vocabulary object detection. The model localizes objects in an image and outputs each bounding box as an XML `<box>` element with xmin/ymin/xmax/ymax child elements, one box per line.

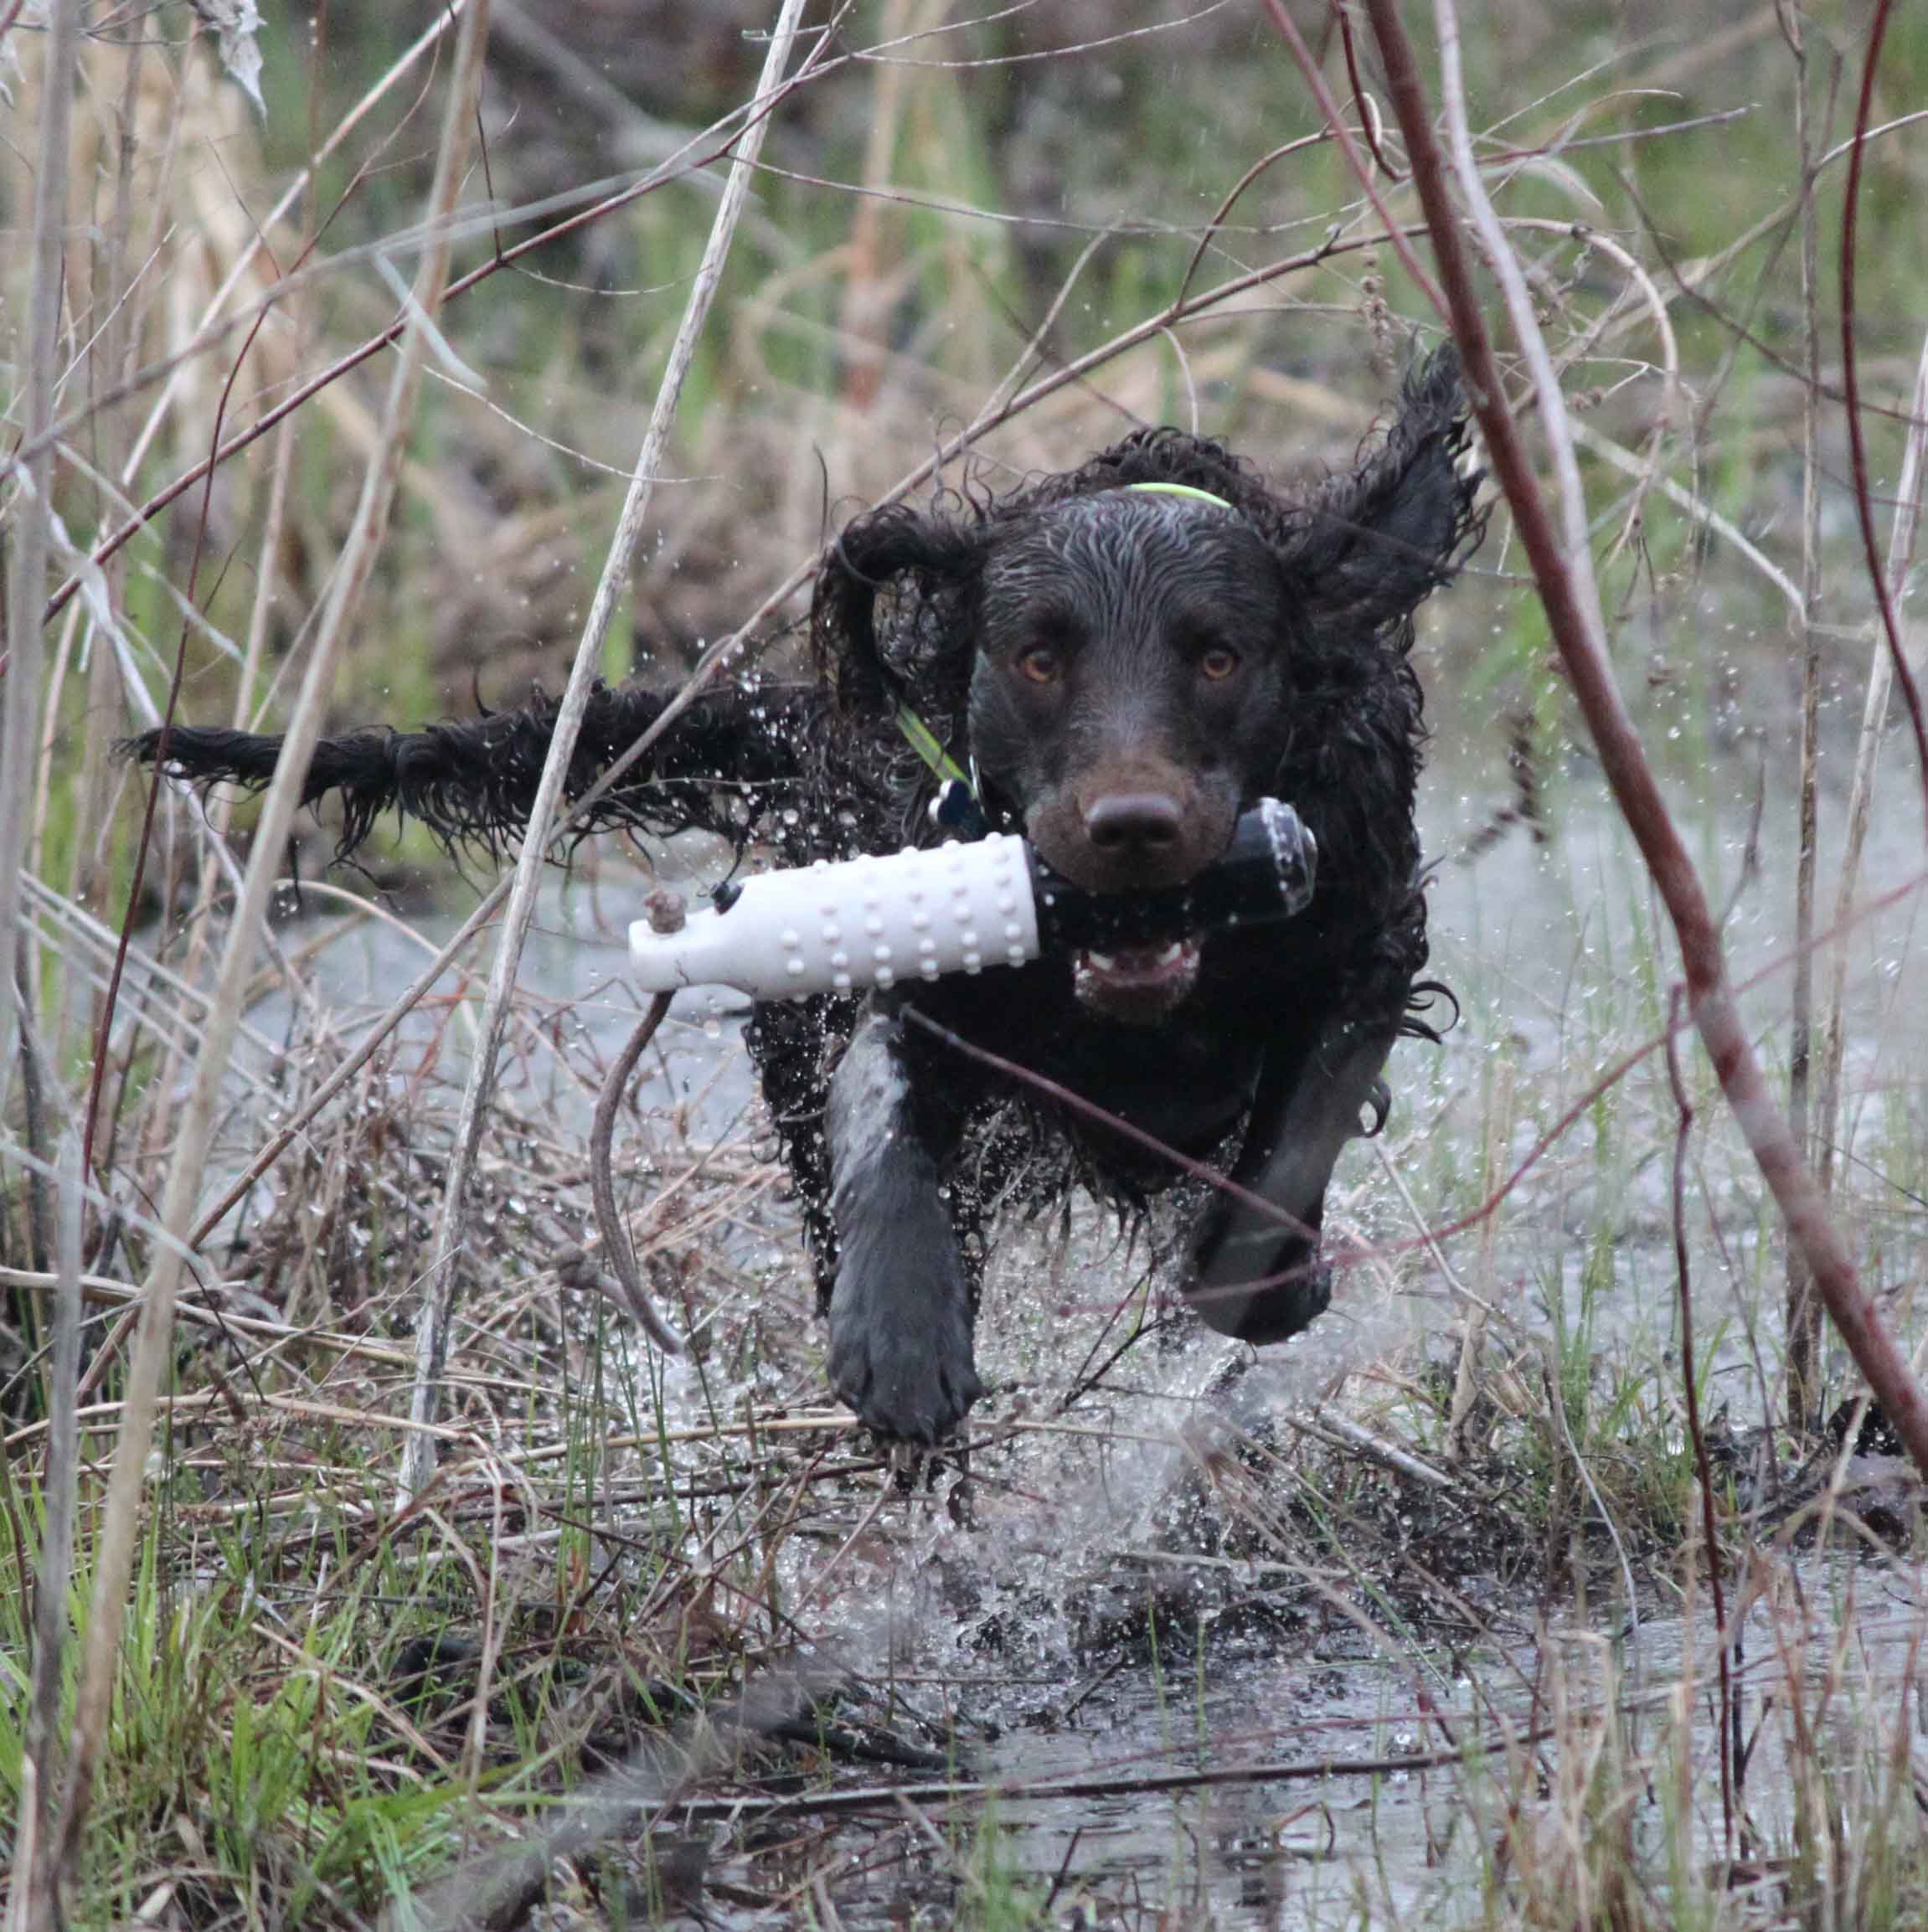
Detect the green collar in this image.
<box><xmin>894</xmin><ymin>702</ymin><xmax>971</xmax><ymax>790</ymax></box>
<box><xmin>1125</xmin><ymin>481</ymin><xmax>1235</xmax><ymax>509</ymax></box>
<box><xmin>894</xmin><ymin>703</ymin><xmax>985</xmax><ymax>835</ymax></box>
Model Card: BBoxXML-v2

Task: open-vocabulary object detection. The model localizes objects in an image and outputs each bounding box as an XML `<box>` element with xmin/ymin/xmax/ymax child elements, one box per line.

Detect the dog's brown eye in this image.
<box><xmin>1017</xmin><ymin>647</ymin><xmax>1061</xmax><ymax>685</ymax></box>
<box><xmin>1199</xmin><ymin>647</ymin><xmax>1240</xmax><ymax>681</ymax></box>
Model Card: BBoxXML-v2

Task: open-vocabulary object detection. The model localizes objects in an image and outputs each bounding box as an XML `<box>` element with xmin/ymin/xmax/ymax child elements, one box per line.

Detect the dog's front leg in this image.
<box><xmin>824</xmin><ymin>1000</ymin><xmax>982</xmax><ymax>1444</ymax></box>
<box><xmin>1184</xmin><ymin>1012</ymin><xmax>1400</xmax><ymax>1345</ymax></box>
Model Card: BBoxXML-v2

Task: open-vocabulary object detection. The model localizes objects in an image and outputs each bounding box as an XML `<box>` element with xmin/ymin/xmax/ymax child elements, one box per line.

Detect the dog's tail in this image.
<box><xmin>126</xmin><ymin>681</ymin><xmax>834</xmax><ymax>863</ymax></box>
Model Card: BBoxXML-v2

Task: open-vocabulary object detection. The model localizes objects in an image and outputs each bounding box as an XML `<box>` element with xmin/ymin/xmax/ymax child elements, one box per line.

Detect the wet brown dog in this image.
<box><xmin>135</xmin><ymin>348</ymin><xmax>1481</xmax><ymax>1443</ymax></box>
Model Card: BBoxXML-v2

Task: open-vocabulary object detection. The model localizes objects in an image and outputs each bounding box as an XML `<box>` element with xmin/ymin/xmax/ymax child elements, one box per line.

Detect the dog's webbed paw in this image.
<box><xmin>827</xmin><ymin>1271</ymin><xmax>983</xmax><ymax>1445</ymax></box>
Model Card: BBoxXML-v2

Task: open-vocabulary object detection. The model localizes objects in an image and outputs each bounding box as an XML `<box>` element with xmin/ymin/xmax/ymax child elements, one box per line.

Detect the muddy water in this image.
<box><xmin>754</xmin><ymin>1545</ymin><xmax>1928</xmax><ymax>1931</ymax></box>
<box><xmin>253</xmin><ymin>698</ymin><xmax>1928</xmax><ymax>1924</ymax></box>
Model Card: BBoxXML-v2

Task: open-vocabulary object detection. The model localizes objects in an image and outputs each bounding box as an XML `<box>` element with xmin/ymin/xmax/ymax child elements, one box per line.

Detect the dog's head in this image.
<box><xmin>815</xmin><ymin>347</ymin><xmax>1481</xmax><ymax>1019</ymax></box>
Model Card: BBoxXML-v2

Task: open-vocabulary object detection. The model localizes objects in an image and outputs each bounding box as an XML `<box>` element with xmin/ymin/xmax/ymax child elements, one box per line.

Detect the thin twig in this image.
<box><xmin>1302</xmin><ymin>1408</ymin><xmax>1455</xmax><ymax>1492</ymax></box>
<box><xmin>65</xmin><ymin>12</ymin><xmax>152</xmax><ymax>950</ymax></box>
<box><xmin>1337</xmin><ymin>1</ymin><xmax>1402</xmax><ymax>180</ymax></box>
<box><xmin>55</xmin><ymin>2</ymin><xmax>496</xmax><ymax>1861</ymax></box>
<box><xmin>398</xmin><ymin>0</ymin><xmax>810</xmax><ymax>1504</ymax></box>
<box><xmin>1261</xmin><ymin>0</ymin><xmax>1445</xmax><ymax>318</ymax></box>
<box><xmin>1362</xmin><ymin>0</ymin><xmax>1928</xmax><ymax>1476</ymax></box>
<box><xmin>1567</xmin><ymin>419</ymin><xmax>1802</xmax><ymax>617</ymax></box>
<box><xmin>1816</xmin><ymin>333</ymin><xmax>1928</xmax><ymax>1205</ymax></box>
<box><xmin>584</xmin><ymin>992</ymin><xmax>683</xmax><ymax>1351</ymax></box>
<box><xmin>0</xmin><ymin>1265</ymin><xmax>417</xmax><ymax>1369</ymax></box>
<box><xmin>1665</xmin><ymin>986</ymin><xmax>1735</xmax><ymax>1862</ymax></box>
<box><xmin>1839</xmin><ymin>0</ymin><xmax>1928</xmax><ymax>838</ymax></box>
<box><xmin>669</xmin><ymin>1732</ymin><xmax>1555</xmax><ymax>1822</ymax></box>
<box><xmin>1782</xmin><ymin>0</ymin><xmax>1824</xmax><ymax>1428</ymax></box>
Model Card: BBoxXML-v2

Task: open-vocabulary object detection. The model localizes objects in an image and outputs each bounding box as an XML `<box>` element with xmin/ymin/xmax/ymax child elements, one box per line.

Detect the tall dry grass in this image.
<box><xmin>3</xmin><ymin>4</ymin><xmax>1928</xmax><ymax>1927</ymax></box>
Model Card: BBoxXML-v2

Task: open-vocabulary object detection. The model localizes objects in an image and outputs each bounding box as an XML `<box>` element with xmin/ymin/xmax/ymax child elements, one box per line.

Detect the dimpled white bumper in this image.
<box><xmin>628</xmin><ymin>833</ymin><xmax>1041</xmax><ymax>1000</ymax></box>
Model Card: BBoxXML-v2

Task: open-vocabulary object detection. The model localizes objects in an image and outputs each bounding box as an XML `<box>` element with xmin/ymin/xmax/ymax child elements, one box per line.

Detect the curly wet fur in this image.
<box><xmin>142</xmin><ymin>683</ymin><xmax>869</xmax><ymax>863</ymax></box>
<box><xmin>816</xmin><ymin>345</ymin><xmax>1474</xmax><ymax>929</ymax></box>
<box><xmin>131</xmin><ymin>348</ymin><xmax>1483</xmax><ymax>1440</ymax></box>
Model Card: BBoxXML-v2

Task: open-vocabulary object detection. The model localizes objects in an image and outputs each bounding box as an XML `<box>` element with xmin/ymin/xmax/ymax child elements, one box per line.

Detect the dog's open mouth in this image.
<box><xmin>1072</xmin><ymin>937</ymin><xmax>1201</xmax><ymax>1023</ymax></box>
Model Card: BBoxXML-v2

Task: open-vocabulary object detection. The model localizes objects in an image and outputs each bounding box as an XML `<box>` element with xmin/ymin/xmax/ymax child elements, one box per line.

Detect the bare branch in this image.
<box><xmin>1357</xmin><ymin>0</ymin><xmax>1928</xmax><ymax>1477</ymax></box>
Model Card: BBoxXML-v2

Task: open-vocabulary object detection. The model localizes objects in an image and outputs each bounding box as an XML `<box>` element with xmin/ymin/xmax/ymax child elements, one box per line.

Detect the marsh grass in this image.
<box><xmin>5</xmin><ymin>3</ymin><xmax>1928</xmax><ymax>1926</ymax></box>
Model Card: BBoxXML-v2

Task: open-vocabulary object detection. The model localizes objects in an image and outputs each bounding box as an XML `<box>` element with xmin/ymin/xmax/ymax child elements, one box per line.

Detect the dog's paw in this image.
<box><xmin>827</xmin><ymin>1280</ymin><xmax>983</xmax><ymax>1445</ymax></box>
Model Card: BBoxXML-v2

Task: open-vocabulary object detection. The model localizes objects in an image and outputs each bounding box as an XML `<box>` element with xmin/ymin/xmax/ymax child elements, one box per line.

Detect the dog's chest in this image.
<box><xmin>912</xmin><ymin>960</ymin><xmax>1269</xmax><ymax>1159</ymax></box>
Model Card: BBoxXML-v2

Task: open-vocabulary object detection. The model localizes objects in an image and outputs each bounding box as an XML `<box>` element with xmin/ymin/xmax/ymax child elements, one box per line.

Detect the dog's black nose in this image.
<box><xmin>1083</xmin><ymin>791</ymin><xmax>1183</xmax><ymax>853</ymax></box>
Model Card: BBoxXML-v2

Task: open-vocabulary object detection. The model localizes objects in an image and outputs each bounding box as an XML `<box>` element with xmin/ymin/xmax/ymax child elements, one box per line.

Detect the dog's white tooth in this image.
<box><xmin>1157</xmin><ymin>941</ymin><xmax>1183</xmax><ymax>964</ymax></box>
<box><xmin>1090</xmin><ymin>951</ymin><xmax>1116</xmax><ymax>970</ymax></box>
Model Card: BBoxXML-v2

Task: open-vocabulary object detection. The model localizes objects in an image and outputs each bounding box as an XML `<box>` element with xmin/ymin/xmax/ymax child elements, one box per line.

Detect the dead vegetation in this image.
<box><xmin>6</xmin><ymin>3</ymin><xmax>1928</xmax><ymax>1927</ymax></box>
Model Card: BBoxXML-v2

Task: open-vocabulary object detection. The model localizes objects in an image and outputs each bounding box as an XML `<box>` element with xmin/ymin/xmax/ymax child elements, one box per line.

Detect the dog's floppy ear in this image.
<box><xmin>812</xmin><ymin>503</ymin><xmax>982</xmax><ymax>717</ymax></box>
<box><xmin>1286</xmin><ymin>344</ymin><xmax>1482</xmax><ymax>641</ymax></box>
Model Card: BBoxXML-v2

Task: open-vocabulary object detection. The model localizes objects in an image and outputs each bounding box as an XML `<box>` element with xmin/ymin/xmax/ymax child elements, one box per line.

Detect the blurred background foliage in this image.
<box><xmin>8</xmin><ymin>0</ymin><xmax>1924</xmax><ymax>915</ymax></box>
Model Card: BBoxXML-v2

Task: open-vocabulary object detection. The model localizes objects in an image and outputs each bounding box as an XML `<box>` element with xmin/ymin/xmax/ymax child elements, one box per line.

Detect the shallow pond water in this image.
<box><xmin>241</xmin><ymin>693</ymin><xmax>1928</xmax><ymax>1926</ymax></box>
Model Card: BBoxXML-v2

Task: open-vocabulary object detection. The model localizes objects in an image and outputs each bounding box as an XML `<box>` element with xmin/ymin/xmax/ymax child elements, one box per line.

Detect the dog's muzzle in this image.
<box><xmin>1070</xmin><ymin>938</ymin><xmax>1203</xmax><ymax>1023</ymax></box>
<box><xmin>1034</xmin><ymin>799</ymin><xmax>1316</xmax><ymax>1024</ymax></box>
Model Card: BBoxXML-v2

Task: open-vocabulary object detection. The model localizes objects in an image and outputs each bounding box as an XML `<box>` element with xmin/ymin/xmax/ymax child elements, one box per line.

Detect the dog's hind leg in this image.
<box><xmin>823</xmin><ymin>1000</ymin><xmax>982</xmax><ymax>1444</ymax></box>
<box><xmin>1183</xmin><ymin>1009</ymin><xmax>1400</xmax><ymax>1346</ymax></box>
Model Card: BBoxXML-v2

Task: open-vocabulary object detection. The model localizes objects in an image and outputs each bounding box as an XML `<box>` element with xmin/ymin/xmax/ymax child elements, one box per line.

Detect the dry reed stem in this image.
<box><xmin>1568</xmin><ymin>417</ymin><xmax>1803</xmax><ymax>615</ymax></box>
<box><xmin>140</xmin><ymin>410</ymin><xmax>306</xmax><ymax>1205</ymax></box>
<box><xmin>1840</xmin><ymin>0</ymin><xmax>1928</xmax><ymax>835</ymax></box>
<box><xmin>667</xmin><ymin>1732</ymin><xmax>1556</xmax><ymax>1824</ymax></box>
<box><xmin>54</xmin><ymin>0</ymin><xmax>495</xmax><ymax>1865</ymax></box>
<box><xmin>116</xmin><ymin>2</ymin><xmax>475</xmax><ymax>492</ymax></box>
<box><xmin>74</xmin><ymin>125</ymin><xmax>326</xmax><ymax>1191</ymax></box>
<box><xmin>1358</xmin><ymin>0</ymin><xmax>1928</xmax><ymax>1479</ymax></box>
<box><xmin>0</xmin><ymin>0</ymin><xmax>81</xmax><ymax>1084</ymax></box>
<box><xmin>397</xmin><ymin>0</ymin><xmax>811</xmax><ymax>1504</ymax></box>
<box><xmin>66</xmin><ymin>15</ymin><xmax>152</xmax><ymax>945</ymax></box>
<box><xmin>1816</xmin><ymin>332</ymin><xmax>1928</xmax><ymax>1200</ymax></box>
<box><xmin>838</xmin><ymin>0</ymin><xmax>918</xmax><ymax>416</ymax></box>
<box><xmin>1663</xmin><ymin>986</ymin><xmax>1735</xmax><ymax>1859</ymax></box>
<box><xmin>0</xmin><ymin>1265</ymin><xmax>418</xmax><ymax>1368</ymax></box>
<box><xmin>1784</xmin><ymin>0</ymin><xmax>1826</xmax><ymax>1428</ymax></box>
<box><xmin>2</xmin><ymin>1127</ymin><xmax>84</xmax><ymax>1932</ymax></box>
